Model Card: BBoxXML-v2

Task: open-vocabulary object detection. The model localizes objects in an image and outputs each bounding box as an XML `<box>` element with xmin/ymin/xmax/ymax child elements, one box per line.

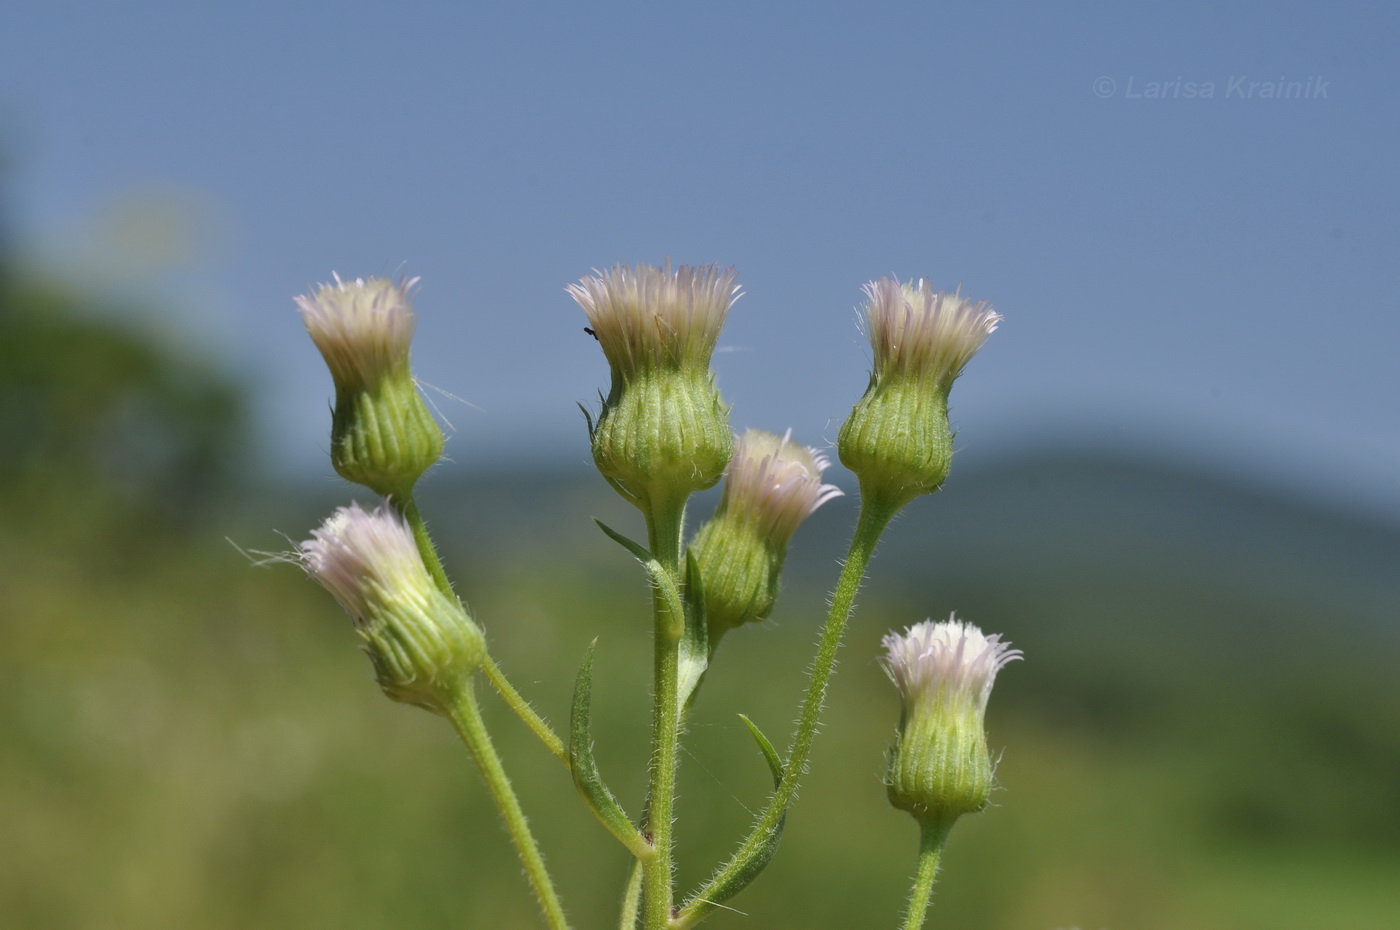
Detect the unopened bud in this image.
<box><xmin>690</xmin><ymin>430</ymin><xmax>842</xmax><ymax>645</ymax></box>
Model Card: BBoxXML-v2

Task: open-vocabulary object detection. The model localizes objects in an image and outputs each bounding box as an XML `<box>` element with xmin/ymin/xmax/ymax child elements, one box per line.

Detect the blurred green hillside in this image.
<box><xmin>3</xmin><ymin>262</ymin><xmax>1398</xmax><ymax>930</ymax></box>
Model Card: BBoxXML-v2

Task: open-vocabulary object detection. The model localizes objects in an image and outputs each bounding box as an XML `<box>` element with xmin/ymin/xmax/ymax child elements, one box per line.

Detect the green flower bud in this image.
<box><xmin>567</xmin><ymin>262</ymin><xmax>740</xmax><ymax>512</ymax></box>
<box><xmin>296</xmin><ymin>275</ymin><xmax>444</xmax><ymax>500</ymax></box>
<box><xmin>882</xmin><ymin>616</ymin><xmax>1021</xmax><ymax>829</ymax></box>
<box><xmin>300</xmin><ymin>501</ymin><xmax>485</xmax><ymax>715</ymax></box>
<box><xmin>839</xmin><ymin>277</ymin><xmax>1000</xmax><ymax>512</ymax></box>
<box><xmin>689</xmin><ymin>429</ymin><xmax>842</xmax><ymax>647</ymax></box>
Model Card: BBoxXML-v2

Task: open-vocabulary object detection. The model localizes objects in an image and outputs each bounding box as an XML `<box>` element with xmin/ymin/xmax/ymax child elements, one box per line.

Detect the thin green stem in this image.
<box><xmin>644</xmin><ymin>631</ymin><xmax>681</xmax><ymax>928</ymax></box>
<box><xmin>447</xmin><ymin>682</ymin><xmax>570</xmax><ymax>930</ymax></box>
<box><xmin>399</xmin><ymin>496</ymin><xmax>569</xmax><ymax>765</ymax></box>
<box><xmin>644</xmin><ymin>489</ymin><xmax>687</xmax><ymax>580</ymax></box>
<box><xmin>619</xmin><ymin>859</ymin><xmax>645</xmax><ymax>930</ymax></box>
<box><xmin>899</xmin><ymin>821</ymin><xmax>952</xmax><ymax>930</ymax></box>
<box><xmin>674</xmin><ymin>494</ymin><xmax>899</xmax><ymax>928</ymax></box>
<box><xmin>641</xmin><ymin>490</ymin><xmax>688</xmax><ymax>930</ymax></box>
<box><xmin>398</xmin><ymin>496</ymin><xmax>455</xmax><ymax>598</ymax></box>
<box><xmin>482</xmin><ymin>656</ymin><xmax>569</xmax><ymax>765</ymax></box>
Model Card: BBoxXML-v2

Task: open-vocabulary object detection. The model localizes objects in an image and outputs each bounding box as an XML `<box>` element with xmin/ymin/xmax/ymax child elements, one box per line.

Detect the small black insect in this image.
<box><xmin>583</xmin><ymin>327</ymin><xmax>598</xmax><ymax>340</ymax></box>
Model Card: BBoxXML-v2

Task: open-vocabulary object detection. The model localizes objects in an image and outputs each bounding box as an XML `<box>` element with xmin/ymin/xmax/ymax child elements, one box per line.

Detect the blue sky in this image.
<box><xmin>4</xmin><ymin>1</ymin><xmax>1398</xmax><ymax>518</ymax></box>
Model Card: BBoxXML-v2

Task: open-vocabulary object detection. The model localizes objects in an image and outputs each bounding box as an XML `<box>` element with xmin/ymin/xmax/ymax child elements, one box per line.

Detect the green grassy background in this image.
<box><xmin>3</xmin><ymin>269</ymin><xmax>1399</xmax><ymax>929</ymax></box>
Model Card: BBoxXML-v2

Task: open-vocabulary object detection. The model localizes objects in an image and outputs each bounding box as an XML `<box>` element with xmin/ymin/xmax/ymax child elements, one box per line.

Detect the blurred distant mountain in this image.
<box><xmin>872</xmin><ymin>447</ymin><xmax>1400</xmax><ymax>633</ymax></box>
<box><xmin>409</xmin><ymin>446</ymin><xmax>1400</xmax><ymax>645</ymax></box>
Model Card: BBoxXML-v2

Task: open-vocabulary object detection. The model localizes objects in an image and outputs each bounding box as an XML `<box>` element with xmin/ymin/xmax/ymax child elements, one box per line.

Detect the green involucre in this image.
<box><xmin>331</xmin><ymin>369</ymin><xmax>444</xmax><ymax>499</ymax></box>
<box><xmin>359</xmin><ymin>591</ymin><xmax>486</xmax><ymax>716</ymax></box>
<box><xmin>838</xmin><ymin>375</ymin><xmax>953</xmax><ymax>511</ymax></box>
<box><xmin>887</xmin><ymin>694</ymin><xmax>993</xmax><ymax>827</ymax></box>
<box><xmin>591</xmin><ymin>367</ymin><xmax>732</xmax><ymax>510</ymax></box>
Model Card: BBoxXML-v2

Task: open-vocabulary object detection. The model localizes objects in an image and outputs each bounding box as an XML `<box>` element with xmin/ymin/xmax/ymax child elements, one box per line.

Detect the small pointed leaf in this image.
<box><xmin>737</xmin><ymin>714</ymin><xmax>783</xmax><ymax>789</ymax></box>
<box><xmin>677</xmin><ymin>715</ymin><xmax>789</xmax><ymax>922</ymax></box>
<box><xmin>578</xmin><ymin>401</ymin><xmax>596</xmax><ymax>441</ymax></box>
<box><xmin>677</xmin><ymin>548</ymin><xmax>710</xmax><ymax>710</ymax></box>
<box><xmin>569</xmin><ymin>640</ymin><xmax>647</xmax><ymax>857</ymax></box>
<box><xmin>594</xmin><ymin>518</ymin><xmax>686</xmax><ymax>638</ymax></box>
<box><xmin>593</xmin><ymin>518</ymin><xmax>653</xmax><ymax>564</ymax></box>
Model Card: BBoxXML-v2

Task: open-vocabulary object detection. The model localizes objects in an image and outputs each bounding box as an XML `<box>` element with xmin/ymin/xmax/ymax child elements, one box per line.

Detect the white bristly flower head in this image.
<box><xmin>294</xmin><ymin>275</ymin><xmax>443</xmax><ymax>499</ymax></box>
<box><xmin>566</xmin><ymin>261</ymin><xmax>740</xmax><ymax>513</ymax></box>
<box><xmin>719</xmin><ymin>429</ymin><xmax>844</xmax><ymax>545</ymax></box>
<box><xmin>300</xmin><ymin>501</ymin><xmax>484</xmax><ymax>714</ymax></box>
<box><xmin>295</xmin><ymin>274</ymin><xmax>420</xmax><ymax>392</ymax></box>
<box><xmin>862</xmin><ymin>277</ymin><xmax>1001</xmax><ymax>391</ymax></box>
<box><xmin>884</xmin><ymin>616</ymin><xmax>1021</xmax><ymax>717</ymax></box>
<box><xmin>689</xmin><ymin>429</ymin><xmax>844</xmax><ymax>647</ymax></box>
<box><xmin>882</xmin><ymin>615</ymin><xmax>1022</xmax><ymax>829</ymax></box>
<box><xmin>566</xmin><ymin>261</ymin><xmax>740</xmax><ymax>377</ymax></box>
<box><xmin>839</xmin><ymin>275</ymin><xmax>1002</xmax><ymax>513</ymax></box>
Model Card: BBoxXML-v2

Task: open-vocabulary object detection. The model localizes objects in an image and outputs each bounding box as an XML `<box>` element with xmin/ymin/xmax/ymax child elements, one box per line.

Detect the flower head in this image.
<box><xmin>296</xmin><ymin>274</ymin><xmax>420</xmax><ymax>391</ymax></box>
<box><xmin>300</xmin><ymin>501</ymin><xmax>484</xmax><ymax>713</ymax></box>
<box><xmin>567</xmin><ymin>261</ymin><xmax>739</xmax><ymax>511</ymax></box>
<box><xmin>882</xmin><ymin>615</ymin><xmax>1021</xmax><ymax>827</ymax></box>
<box><xmin>294</xmin><ymin>275</ymin><xmax>443</xmax><ymax>499</ymax></box>
<box><xmin>839</xmin><ymin>275</ymin><xmax>1001</xmax><ymax>512</ymax></box>
<box><xmin>689</xmin><ymin>429</ymin><xmax>843</xmax><ymax>647</ymax></box>
<box><xmin>566</xmin><ymin>261</ymin><xmax>740</xmax><ymax>377</ymax></box>
<box><xmin>719</xmin><ymin>429</ymin><xmax>844</xmax><ymax>544</ymax></box>
<box><xmin>882</xmin><ymin>616</ymin><xmax>1021</xmax><ymax>717</ymax></box>
<box><xmin>862</xmin><ymin>277</ymin><xmax>1001</xmax><ymax>391</ymax></box>
<box><xmin>300</xmin><ymin>500</ymin><xmax>430</xmax><ymax>621</ymax></box>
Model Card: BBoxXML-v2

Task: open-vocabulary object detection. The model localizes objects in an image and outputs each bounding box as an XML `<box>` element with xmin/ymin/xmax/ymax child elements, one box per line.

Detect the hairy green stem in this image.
<box><xmin>642</xmin><ymin>491</ymin><xmax>688</xmax><ymax>930</ymax></box>
<box><xmin>482</xmin><ymin>656</ymin><xmax>569</xmax><ymax>765</ymax></box>
<box><xmin>400</xmin><ymin>496</ymin><xmax>568</xmax><ymax>765</ymax></box>
<box><xmin>619</xmin><ymin>859</ymin><xmax>645</xmax><ymax>930</ymax></box>
<box><xmin>899</xmin><ymin>821</ymin><xmax>952</xmax><ymax>930</ymax></box>
<box><xmin>447</xmin><ymin>683</ymin><xmax>570</xmax><ymax>930</ymax></box>
<box><xmin>675</xmin><ymin>494</ymin><xmax>898</xmax><ymax>928</ymax></box>
<box><xmin>399</xmin><ymin>496</ymin><xmax>455</xmax><ymax>597</ymax></box>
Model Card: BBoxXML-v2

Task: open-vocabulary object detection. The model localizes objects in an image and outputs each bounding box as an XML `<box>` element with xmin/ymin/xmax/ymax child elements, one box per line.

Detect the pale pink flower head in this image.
<box><xmin>861</xmin><ymin>276</ymin><xmax>1001</xmax><ymax>390</ymax></box>
<box><xmin>295</xmin><ymin>274</ymin><xmax>420</xmax><ymax>391</ymax></box>
<box><xmin>567</xmin><ymin>261</ymin><xmax>739</xmax><ymax>509</ymax></box>
<box><xmin>566</xmin><ymin>261</ymin><xmax>740</xmax><ymax>376</ymax></box>
<box><xmin>299</xmin><ymin>500</ymin><xmax>434</xmax><ymax>626</ymax></box>
<box><xmin>294</xmin><ymin>274</ymin><xmax>442</xmax><ymax>498</ymax></box>
<box><xmin>690</xmin><ymin>429</ymin><xmax>843</xmax><ymax>642</ymax></box>
<box><xmin>882</xmin><ymin>615</ymin><xmax>1021</xmax><ymax>824</ymax></box>
<box><xmin>299</xmin><ymin>501</ymin><xmax>484</xmax><ymax>712</ymax></box>
<box><xmin>719</xmin><ymin>429</ymin><xmax>844</xmax><ymax>545</ymax></box>
<box><xmin>839</xmin><ymin>276</ymin><xmax>1000</xmax><ymax>510</ymax></box>
<box><xmin>882</xmin><ymin>614</ymin><xmax>1021</xmax><ymax>718</ymax></box>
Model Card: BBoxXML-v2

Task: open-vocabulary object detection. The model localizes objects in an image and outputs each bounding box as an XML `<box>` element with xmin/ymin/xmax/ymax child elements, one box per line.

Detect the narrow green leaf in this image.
<box><xmin>617</xmin><ymin>860</ymin><xmax>643</xmax><ymax>930</ymax></box>
<box><xmin>594</xmin><ymin>518</ymin><xmax>686</xmax><ymax>638</ymax></box>
<box><xmin>569</xmin><ymin>640</ymin><xmax>648</xmax><ymax>858</ymax></box>
<box><xmin>736</xmin><ymin>714</ymin><xmax>783</xmax><ymax>789</ymax></box>
<box><xmin>577</xmin><ymin>401</ymin><xmax>596</xmax><ymax>442</ymax></box>
<box><xmin>677</xmin><ymin>548</ymin><xmax>710</xmax><ymax>711</ymax></box>
<box><xmin>676</xmin><ymin>715</ymin><xmax>789</xmax><ymax>924</ymax></box>
<box><xmin>593</xmin><ymin>518</ymin><xmax>652</xmax><ymax>564</ymax></box>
